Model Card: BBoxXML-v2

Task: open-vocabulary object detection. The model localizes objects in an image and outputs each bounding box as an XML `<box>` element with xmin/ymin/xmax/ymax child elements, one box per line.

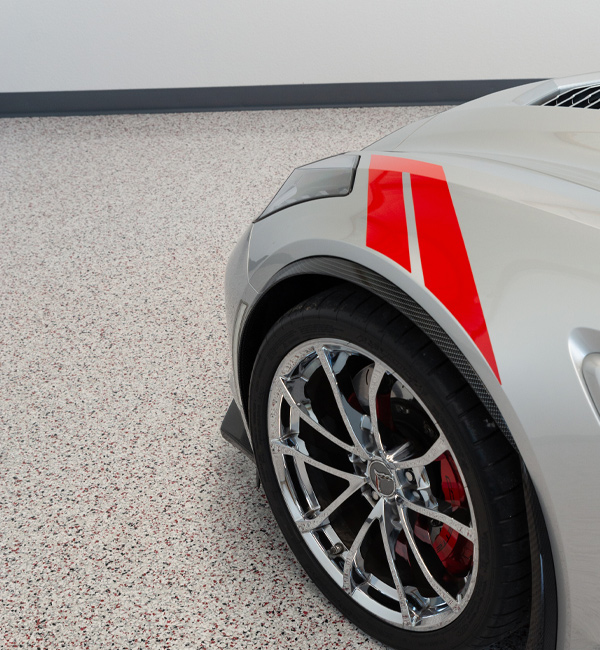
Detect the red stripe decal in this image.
<box><xmin>367</xmin><ymin>155</ymin><xmax>501</xmax><ymax>383</ymax></box>
<box><xmin>366</xmin><ymin>163</ymin><xmax>411</xmax><ymax>272</ymax></box>
<box><xmin>370</xmin><ymin>155</ymin><xmax>446</xmax><ymax>181</ymax></box>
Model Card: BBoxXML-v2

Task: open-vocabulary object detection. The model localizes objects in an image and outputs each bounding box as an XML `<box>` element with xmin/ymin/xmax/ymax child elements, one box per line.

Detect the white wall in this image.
<box><xmin>1</xmin><ymin>0</ymin><xmax>598</xmax><ymax>93</ymax></box>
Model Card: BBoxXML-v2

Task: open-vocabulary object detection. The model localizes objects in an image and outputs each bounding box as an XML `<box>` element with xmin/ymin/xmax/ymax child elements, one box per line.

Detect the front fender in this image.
<box><xmin>247</xmin><ymin>149</ymin><xmax>600</xmax><ymax>650</ymax></box>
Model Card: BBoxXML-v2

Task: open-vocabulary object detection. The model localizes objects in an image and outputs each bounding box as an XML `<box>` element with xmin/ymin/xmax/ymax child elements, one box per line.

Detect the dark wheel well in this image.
<box><xmin>238</xmin><ymin>273</ymin><xmax>344</xmax><ymax>414</ymax></box>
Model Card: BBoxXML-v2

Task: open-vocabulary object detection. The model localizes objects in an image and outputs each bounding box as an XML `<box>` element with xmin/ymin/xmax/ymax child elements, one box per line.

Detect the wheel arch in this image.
<box><xmin>239</xmin><ymin>256</ymin><xmax>512</xmax><ymax>445</ymax></box>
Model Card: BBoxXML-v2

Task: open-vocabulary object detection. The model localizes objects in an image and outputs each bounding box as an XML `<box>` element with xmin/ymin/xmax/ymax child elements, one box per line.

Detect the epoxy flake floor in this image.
<box><xmin>0</xmin><ymin>107</ymin><xmax>527</xmax><ymax>649</ymax></box>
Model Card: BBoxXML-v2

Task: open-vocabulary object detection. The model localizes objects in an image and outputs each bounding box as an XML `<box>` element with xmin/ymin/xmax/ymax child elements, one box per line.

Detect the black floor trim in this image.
<box><xmin>0</xmin><ymin>79</ymin><xmax>543</xmax><ymax>117</ymax></box>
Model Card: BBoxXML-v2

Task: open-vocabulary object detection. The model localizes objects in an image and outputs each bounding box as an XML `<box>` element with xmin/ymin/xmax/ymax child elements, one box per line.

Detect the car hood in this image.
<box><xmin>365</xmin><ymin>74</ymin><xmax>600</xmax><ymax>192</ymax></box>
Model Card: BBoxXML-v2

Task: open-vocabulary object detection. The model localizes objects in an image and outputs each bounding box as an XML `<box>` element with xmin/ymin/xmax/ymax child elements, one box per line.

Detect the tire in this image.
<box><xmin>249</xmin><ymin>284</ymin><xmax>530</xmax><ymax>650</ymax></box>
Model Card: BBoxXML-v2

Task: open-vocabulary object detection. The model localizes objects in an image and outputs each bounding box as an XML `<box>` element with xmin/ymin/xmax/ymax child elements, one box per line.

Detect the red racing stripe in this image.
<box><xmin>367</xmin><ymin>155</ymin><xmax>501</xmax><ymax>383</ymax></box>
<box><xmin>366</xmin><ymin>162</ymin><xmax>411</xmax><ymax>272</ymax></box>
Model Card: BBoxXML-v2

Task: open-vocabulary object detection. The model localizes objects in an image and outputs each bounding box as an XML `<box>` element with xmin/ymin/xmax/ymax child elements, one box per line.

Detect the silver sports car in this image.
<box><xmin>221</xmin><ymin>72</ymin><xmax>600</xmax><ymax>650</ymax></box>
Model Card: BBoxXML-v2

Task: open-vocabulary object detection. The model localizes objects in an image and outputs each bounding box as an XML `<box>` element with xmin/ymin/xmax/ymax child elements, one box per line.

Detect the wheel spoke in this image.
<box><xmin>271</xmin><ymin>440</ymin><xmax>364</xmax><ymax>483</ymax></box>
<box><xmin>296</xmin><ymin>481</ymin><xmax>366</xmax><ymax>532</ymax></box>
<box><xmin>293</xmin><ymin>440</ymin><xmax>321</xmax><ymax>513</ymax></box>
<box><xmin>380</xmin><ymin>501</ymin><xmax>412</xmax><ymax>625</ymax></box>
<box><xmin>284</xmin><ymin>392</ymin><xmax>301</xmax><ymax>437</ymax></box>
<box><xmin>398</xmin><ymin>506</ymin><xmax>460</xmax><ymax>611</ymax></box>
<box><xmin>316</xmin><ymin>346</ymin><xmax>371</xmax><ymax>452</ymax></box>
<box><xmin>402</xmin><ymin>499</ymin><xmax>475</xmax><ymax>542</ymax></box>
<box><xmin>390</xmin><ymin>436</ymin><xmax>449</xmax><ymax>470</ymax></box>
<box><xmin>270</xmin><ymin>441</ymin><xmax>367</xmax><ymax>532</ymax></box>
<box><xmin>343</xmin><ymin>499</ymin><xmax>383</xmax><ymax>594</ymax></box>
<box><xmin>367</xmin><ymin>362</ymin><xmax>386</xmax><ymax>451</ymax></box>
<box><xmin>279</xmin><ymin>378</ymin><xmax>368</xmax><ymax>460</ymax></box>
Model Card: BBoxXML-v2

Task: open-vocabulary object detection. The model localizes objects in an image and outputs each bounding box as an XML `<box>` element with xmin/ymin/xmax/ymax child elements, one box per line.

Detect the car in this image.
<box><xmin>220</xmin><ymin>72</ymin><xmax>600</xmax><ymax>650</ymax></box>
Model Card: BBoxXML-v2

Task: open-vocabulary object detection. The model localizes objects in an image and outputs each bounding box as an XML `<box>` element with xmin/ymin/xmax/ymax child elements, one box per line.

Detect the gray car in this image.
<box><xmin>222</xmin><ymin>72</ymin><xmax>600</xmax><ymax>650</ymax></box>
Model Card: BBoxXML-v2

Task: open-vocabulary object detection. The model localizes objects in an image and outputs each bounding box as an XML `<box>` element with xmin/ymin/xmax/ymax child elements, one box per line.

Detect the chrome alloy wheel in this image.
<box><xmin>268</xmin><ymin>339</ymin><xmax>478</xmax><ymax>631</ymax></box>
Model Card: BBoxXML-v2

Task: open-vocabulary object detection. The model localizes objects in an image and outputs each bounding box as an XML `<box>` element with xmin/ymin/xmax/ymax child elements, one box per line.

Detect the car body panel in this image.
<box><xmin>225</xmin><ymin>74</ymin><xmax>600</xmax><ymax>649</ymax></box>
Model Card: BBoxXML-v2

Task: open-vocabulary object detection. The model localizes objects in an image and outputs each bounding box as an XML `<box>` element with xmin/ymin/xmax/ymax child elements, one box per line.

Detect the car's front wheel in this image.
<box><xmin>249</xmin><ymin>284</ymin><xmax>530</xmax><ymax>650</ymax></box>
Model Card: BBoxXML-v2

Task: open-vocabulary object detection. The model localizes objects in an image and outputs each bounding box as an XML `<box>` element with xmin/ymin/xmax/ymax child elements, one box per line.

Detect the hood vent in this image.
<box><xmin>541</xmin><ymin>84</ymin><xmax>600</xmax><ymax>109</ymax></box>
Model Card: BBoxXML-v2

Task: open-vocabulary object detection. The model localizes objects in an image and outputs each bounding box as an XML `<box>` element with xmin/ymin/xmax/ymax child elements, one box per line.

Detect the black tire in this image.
<box><xmin>249</xmin><ymin>284</ymin><xmax>530</xmax><ymax>650</ymax></box>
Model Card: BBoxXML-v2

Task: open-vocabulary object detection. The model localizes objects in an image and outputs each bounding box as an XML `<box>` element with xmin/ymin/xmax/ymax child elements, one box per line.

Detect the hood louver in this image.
<box><xmin>541</xmin><ymin>84</ymin><xmax>600</xmax><ymax>109</ymax></box>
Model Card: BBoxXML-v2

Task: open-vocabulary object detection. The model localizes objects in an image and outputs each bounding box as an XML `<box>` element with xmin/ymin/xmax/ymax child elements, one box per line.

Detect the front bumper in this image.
<box><xmin>220</xmin><ymin>400</ymin><xmax>254</xmax><ymax>462</ymax></box>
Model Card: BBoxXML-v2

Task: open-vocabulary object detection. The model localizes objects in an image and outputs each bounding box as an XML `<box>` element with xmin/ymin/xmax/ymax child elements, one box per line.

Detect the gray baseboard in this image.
<box><xmin>0</xmin><ymin>79</ymin><xmax>543</xmax><ymax>117</ymax></box>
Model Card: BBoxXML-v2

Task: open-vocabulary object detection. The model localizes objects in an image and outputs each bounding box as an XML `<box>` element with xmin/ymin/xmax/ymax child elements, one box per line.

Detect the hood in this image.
<box><xmin>365</xmin><ymin>74</ymin><xmax>600</xmax><ymax>192</ymax></box>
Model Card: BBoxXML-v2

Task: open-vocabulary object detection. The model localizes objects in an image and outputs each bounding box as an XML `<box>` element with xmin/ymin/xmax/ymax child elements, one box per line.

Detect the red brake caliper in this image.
<box><xmin>396</xmin><ymin>452</ymin><xmax>473</xmax><ymax>579</ymax></box>
<box><xmin>430</xmin><ymin>452</ymin><xmax>473</xmax><ymax>576</ymax></box>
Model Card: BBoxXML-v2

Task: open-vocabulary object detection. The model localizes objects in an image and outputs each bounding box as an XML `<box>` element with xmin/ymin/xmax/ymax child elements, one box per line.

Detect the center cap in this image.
<box><xmin>368</xmin><ymin>460</ymin><xmax>396</xmax><ymax>498</ymax></box>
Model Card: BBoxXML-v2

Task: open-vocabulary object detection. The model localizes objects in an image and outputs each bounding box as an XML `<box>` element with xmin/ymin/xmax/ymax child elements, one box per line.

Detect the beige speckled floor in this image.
<box><xmin>0</xmin><ymin>107</ymin><xmax>527</xmax><ymax>649</ymax></box>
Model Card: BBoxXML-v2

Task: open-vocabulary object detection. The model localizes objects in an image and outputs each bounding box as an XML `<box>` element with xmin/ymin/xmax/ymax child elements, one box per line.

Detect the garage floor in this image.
<box><xmin>1</xmin><ymin>107</ymin><xmax>528</xmax><ymax>649</ymax></box>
